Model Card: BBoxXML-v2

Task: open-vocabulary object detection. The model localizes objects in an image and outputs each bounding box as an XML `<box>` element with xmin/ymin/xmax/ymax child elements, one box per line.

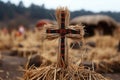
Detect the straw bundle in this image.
<box><xmin>22</xmin><ymin>7</ymin><xmax>110</xmax><ymax>80</ymax></box>
<box><xmin>11</xmin><ymin>29</ymin><xmax>46</xmax><ymax>57</ymax></box>
<box><xmin>0</xmin><ymin>52</ymin><xmax>2</xmax><ymax>65</ymax></box>
<box><xmin>23</xmin><ymin>64</ymin><xmax>110</xmax><ymax>80</ymax></box>
<box><xmin>0</xmin><ymin>31</ymin><xmax>12</xmax><ymax>50</ymax></box>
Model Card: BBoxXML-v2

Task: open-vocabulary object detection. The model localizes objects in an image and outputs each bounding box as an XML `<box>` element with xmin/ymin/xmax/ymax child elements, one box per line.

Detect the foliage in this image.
<box><xmin>0</xmin><ymin>0</ymin><xmax>120</xmax><ymax>28</ymax></box>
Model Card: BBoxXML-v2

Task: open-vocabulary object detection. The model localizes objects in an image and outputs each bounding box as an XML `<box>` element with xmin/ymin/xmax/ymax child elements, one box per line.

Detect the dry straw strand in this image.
<box><xmin>23</xmin><ymin>7</ymin><xmax>111</xmax><ymax>80</ymax></box>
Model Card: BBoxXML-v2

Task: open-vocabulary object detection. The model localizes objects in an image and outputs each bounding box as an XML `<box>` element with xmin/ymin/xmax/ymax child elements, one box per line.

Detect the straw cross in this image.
<box><xmin>46</xmin><ymin>8</ymin><xmax>80</xmax><ymax>68</ymax></box>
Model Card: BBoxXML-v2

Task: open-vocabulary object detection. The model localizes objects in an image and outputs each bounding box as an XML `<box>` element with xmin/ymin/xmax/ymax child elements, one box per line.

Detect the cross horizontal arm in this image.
<box><xmin>67</xmin><ymin>29</ymin><xmax>80</xmax><ymax>34</ymax></box>
<box><xmin>47</xmin><ymin>29</ymin><xmax>80</xmax><ymax>35</ymax></box>
<box><xmin>46</xmin><ymin>29</ymin><xmax>59</xmax><ymax>34</ymax></box>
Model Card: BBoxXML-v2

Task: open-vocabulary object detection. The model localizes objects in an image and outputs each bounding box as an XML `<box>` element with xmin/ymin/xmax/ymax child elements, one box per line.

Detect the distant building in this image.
<box><xmin>71</xmin><ymin>15</ymin><xmax>118</xmax><ymax>37</ymax></box>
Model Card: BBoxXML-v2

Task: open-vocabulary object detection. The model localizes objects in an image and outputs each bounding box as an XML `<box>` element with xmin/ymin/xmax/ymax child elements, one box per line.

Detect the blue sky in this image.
<box><xmin>2</xmin><ymin>0</ymin><xmax>120</xmax><ymax>12</ymax></box>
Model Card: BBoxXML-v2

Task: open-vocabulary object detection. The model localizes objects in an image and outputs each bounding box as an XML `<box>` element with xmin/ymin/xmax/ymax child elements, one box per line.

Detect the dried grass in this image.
<box><xmin>22</xmin><ymin>7</ymin><xmax>111</xmax><ymax>80</ymax></box>
<box><xmin>0</xmin><ymin>52</ymin><xmax>2</xmax><ymax>65</ymax></box>
<box><xmin>23</xmin><ymin>64</ymin><xmax>110</xmax><ymax>80</ymax></box>
<box><xmin>82</xmin><ymin>35</ymin><xmax>120</xmax><ymax>72</ymax></box>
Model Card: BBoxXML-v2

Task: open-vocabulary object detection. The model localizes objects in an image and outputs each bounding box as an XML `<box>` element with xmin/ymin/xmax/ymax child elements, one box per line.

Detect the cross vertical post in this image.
<box><xmin>46</xmin><ymin>8</ymin><xmax>80</xmax><ymax>68</ymax></box>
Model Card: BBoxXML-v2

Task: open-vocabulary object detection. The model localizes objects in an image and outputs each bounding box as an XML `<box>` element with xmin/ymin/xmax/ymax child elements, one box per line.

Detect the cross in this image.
<box><xmin>46</xmin><ymin>8</ymin><xmax>80</xmax><ymax>68</ymax></box>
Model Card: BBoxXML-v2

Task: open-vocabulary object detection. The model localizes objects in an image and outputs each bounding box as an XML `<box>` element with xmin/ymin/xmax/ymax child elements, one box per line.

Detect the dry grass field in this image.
<box><xmin>0</xmin><ymin>8</ymin><xmax>120</xmax><ymax>79</ymax></box>
<box><xmin>0</xmin><ymin>26</ymin><xmax>119</xmax><ymax>80</ymax></box>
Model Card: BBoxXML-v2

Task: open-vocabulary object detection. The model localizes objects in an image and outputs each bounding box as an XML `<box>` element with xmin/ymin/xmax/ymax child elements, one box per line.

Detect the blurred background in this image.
<box><xmin>0</xmin><ymin>0</ymin><xmax>120</xmax><ymax>80</ymax></box>
<box><xmin>0</xmin><ymin>0</ymin><xmax>120</xmax><ymax>29</ymax></box>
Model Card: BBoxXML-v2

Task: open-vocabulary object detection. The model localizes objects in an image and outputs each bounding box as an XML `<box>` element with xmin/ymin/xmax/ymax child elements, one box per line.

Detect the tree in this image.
<box><xmin>16</xmin><ymin>1</ymin><xmax>25</xmax><ymax>14</ymax></box>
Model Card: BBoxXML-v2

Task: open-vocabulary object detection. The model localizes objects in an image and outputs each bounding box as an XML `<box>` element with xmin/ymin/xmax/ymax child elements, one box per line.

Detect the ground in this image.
<box><xmin>0</xmin><ymin>51</ymin><xmax>27</xmax><ymax>80</ymax></box>
<box><xmin>0</xmin><ymin>50</ymin><xmax>120</xmax><ymax>80</ymax></box>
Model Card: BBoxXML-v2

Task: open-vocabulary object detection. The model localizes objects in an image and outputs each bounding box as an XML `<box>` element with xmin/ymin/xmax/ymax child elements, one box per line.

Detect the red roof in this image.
<box><xmin>36</xmin><ymin>19</ymin><xmax>51</xmax><ymax>28</ymax></box>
